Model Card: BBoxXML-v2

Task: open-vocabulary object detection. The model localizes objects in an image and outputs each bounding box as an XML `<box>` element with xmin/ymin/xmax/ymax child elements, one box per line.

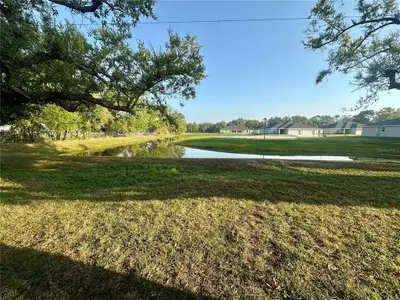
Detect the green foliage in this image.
<box><xmin>7</xmin><ymin>104</ymin><xmax>184</xmax><ymax>142</ymax></box>
<box><xmin>0</xmin><ymin>0</ymin><xmax>205</xmax><ymax>124</ymax></box>
<box><xmin>308</xmin><ymin>115</ymin><xmax>339</xmax><ymax>127</ymax></box>
<box><xmin>353</xmin><ymin>109</ymin><xmax>376</xmax><ymax>123</ymax></box>
<box><xmin>305</xmin><ymin>0</ymin><xmax>400</xmax><ymax>107</ymax></box>
<box><xmin>374</xmin><ymin>107</ymin><xmax>400</xmax><ymax>122</ymax></box>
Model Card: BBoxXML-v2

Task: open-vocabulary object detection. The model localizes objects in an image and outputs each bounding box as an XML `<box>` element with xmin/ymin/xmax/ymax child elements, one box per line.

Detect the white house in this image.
<box><xmin>256</xmin><ymin>121</ymin><xmax>289</xmax><ymax>134</ymax></box>
<box><xmin>256</xmin><ymin>122</ymin><xmax>321</xmax><ymax>136</ymax></box>
<box><xmin>220</xmin><ymin>126</ymin><xmax>251</xmax><ymax>133</ymax></box>
<box><xmin>279</xmin><ymin>123</ymin><xmax>321</xmax><ymax>136</ymax></box>
<box><xmin>362</xmin><ymin>118</ymin><xmax>400</xmax><ymax>137</ymax></box>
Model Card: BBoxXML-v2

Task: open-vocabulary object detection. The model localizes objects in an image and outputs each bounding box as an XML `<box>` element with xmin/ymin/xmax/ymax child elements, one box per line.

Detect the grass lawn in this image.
<box><xmin>1</xmin><ymin>137</ymin><xmax>400</xmax><ymax>299</ymax></box>
<box><xmin>177</xmin><ymin>137</ymin><xmax>400</xmax><ymax>159</ymax></box>
<box><xmin>0</xmin><ymin>135</ymin><xmax>173</xmax><ymax>156</ymax></box>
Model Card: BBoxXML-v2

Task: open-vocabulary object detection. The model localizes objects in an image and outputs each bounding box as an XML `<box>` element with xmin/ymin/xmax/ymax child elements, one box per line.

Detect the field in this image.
<box><xmin>1</xmin><ymin>136</ymin><xmax>400</xmax><ymax>299</ymax></box>
<box><xmin>178</xmin><ymin>137</ymin><xmax>400</xmax><ymax>159</ymax></box>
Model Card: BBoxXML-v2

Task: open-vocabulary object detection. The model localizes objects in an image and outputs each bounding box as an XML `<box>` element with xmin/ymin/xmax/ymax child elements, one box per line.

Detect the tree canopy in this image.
<box><xmin>304</xmin><ymin>0</ymin><xmax>399</xmax><ymax>107</ymax></box>
<box><xmin>0</xmin><ymin>0</ymin><xmax>205</xmax><ymax>124</ymax></box>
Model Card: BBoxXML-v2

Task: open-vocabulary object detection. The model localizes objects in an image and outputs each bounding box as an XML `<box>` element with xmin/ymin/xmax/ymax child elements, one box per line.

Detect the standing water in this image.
<box><xmin>76</xmin><ymin>140</ymin><xmax>360</xmax><ymax>161</ymax></box>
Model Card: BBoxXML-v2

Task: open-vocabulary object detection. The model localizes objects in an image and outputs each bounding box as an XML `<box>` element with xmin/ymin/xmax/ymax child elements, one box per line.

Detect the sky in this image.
<box><xmin>63</xmin><ymin>1</ymin><xmax>399</xmax><ymax>122</ymax></box>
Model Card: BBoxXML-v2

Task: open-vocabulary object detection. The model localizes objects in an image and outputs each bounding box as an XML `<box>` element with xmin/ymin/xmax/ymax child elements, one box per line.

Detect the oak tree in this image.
<box><xmin>304</xmin><ymin>0</ymin><xmax>399</xmax><ymax>107</ymax></box>
<box><xmin>0</xmin><ymin>0</ymin><xmax>205</xmax><ymax>123</ymax></box>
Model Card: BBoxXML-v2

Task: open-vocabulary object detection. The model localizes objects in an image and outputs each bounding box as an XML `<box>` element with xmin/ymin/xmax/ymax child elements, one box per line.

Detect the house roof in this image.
<box><xmin>321</xmin><ymin>120</ymin><xmax>364</xmax><ymax>129</ymax></box>
<box><xmin>283</xmin><ymin>123</ymin><xmax>320</xmax><ymax>129</ymax></box>
<box><xmin>267</xmin><ymin>121</ymin><xmax>290</xmax><ymax>128</ymax></box>
<box><xmin>262</xmin><ymin>122</ymin><xmax>319</xmax><ymax>129</ymax></box>
<box><xmin>221</xmin><ymin>125</ymin><xmax>249</xmax><ymax>131</ymax></box>
<box><xmin>366</xmin><ymin>118</ymin><xmax>400</xmax><ymax>126</ymax></box>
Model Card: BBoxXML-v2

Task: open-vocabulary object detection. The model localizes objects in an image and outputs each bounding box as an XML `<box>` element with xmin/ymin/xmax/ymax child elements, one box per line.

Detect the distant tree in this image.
<box><xmin>309</xmin><ymin>115</ymin><xmax>338</xmax><ymax>127</ymax></box>
<box><xmin>304</xmin><ymin>0</ymin><xmax>399</xmax><ymax>107</ymax></box>
<box><xmin>38</xmin><ymin>105</ymin><xmax>81</xmax><ymax>140</ymax></box>
<box><xmin>374</xmin><ymin>107</ymin><xmax>400</xmax><ymax>122</ymax></box>
<box><xmin>214</xmin><ymin>121</ymin><xmax>227</xmax><ymax>132</ymax></box>
<box><xmin>290</xmin><ymin>115</ymin><xmax>309</xmax><ymax>124</ymax></box>
<box><xmin>268</xmin><ymin>116</ymin><xmax>290</xmax><ymax>125</ymax></box>
<box><xmin>79</xmin><ymin>106</ymin><xmax>113</xmax><ymax>133</ymax></box>
<box><xmin>168</xmin><ymin>111</ymin><xmax>186</xmax><ymax>134</ymax></box>
<box><xmin>201</xmin><ymin>122</ymin><xmax>217</xmax><ymax>132</ymax></box>
<box><xmin>353</xmin><ymin>110</ymin><xmax>376</xmax><ymax>123</ymax></box>
<box><xmin>186</xmin><ymin>122</ymin><xmax>199</xmax><ymax>133</ymax></box>
<box><xmin>227</xmin><ymin>118</ymin><xmax>246</xmax><ymax>127</ymax></box>
<box><xmin>244</xmin><ymin>119</ymin><xmax>263</xmax><ymax>129</ymax></box>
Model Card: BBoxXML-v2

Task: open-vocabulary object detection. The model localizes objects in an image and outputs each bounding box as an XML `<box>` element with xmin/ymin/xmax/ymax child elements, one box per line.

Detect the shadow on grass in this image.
<box><xmin>1</xmin><ymin>157</ymin><xmax>399</xmax><ymax>208</ymax></box>
<box><xmin>0</xmin><ymin>243</ymin><xmax>211</xmax><ymax>300</ymax></box>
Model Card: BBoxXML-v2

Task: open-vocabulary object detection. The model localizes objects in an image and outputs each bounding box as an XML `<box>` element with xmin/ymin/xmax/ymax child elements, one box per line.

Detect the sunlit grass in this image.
<box><xmin>1</xmin><ymin>146</ymin><xmax>400</xmax><ymax>298</ymax></box>
<box><xmin>178</xmin><ymin>137</ymin><xmax>400</xmax><ymax>159</ymax></box>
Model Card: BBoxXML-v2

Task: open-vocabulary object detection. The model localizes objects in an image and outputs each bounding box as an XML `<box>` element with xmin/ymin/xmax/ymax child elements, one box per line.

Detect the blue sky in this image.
<box><xmin>64</xmin><ymin>1</ymin><xmax>399</xmax><ymax>122</ymax></box>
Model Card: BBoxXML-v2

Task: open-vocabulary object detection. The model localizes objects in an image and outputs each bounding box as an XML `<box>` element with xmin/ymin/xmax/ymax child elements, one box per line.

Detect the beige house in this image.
<box><xmin>362</xmin><ymin>118</ymin><xmax>400</xmax><ymax>137</ymax></box>
<box><xmin>279</xmin><ymin>123</ymin><xmax>321</xmax><ymax>136</ymax></box>
<box><xmin>256</xmin><ymin>122</ymin><xmax>321</xmax><ymax>136</ymax></box>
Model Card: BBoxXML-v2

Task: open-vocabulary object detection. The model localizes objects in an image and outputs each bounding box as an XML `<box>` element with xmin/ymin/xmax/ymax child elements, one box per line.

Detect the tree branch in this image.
<box><xmin>47</xmin><ymin>0</ymin><xmax>104</xmax><ymax>13</ymax></box>
<box><xmin>340</xmin><ymin>48</ymin><xmax>390</xmax><ymax>72</ymax></box>
<box><xmin>338</xmin><ymin>22</ymin><xmax>391</xmax><ymax>63</ymax></box>
<box><xmin>0</xmin><ymin>90</ymin><xmax>135</xmax><ymax>112</ymax></box>
<box><xmin>307</xmin><ymin>17</ymin><xmax>399</xmax><ymax>49</ymax></box>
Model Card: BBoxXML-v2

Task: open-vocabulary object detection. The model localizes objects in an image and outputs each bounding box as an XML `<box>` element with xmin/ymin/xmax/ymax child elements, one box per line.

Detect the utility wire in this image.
<box><xmin>72</xmin><ymin>15</ymin><xmax>362</xmax><ymax>26</ymax></box>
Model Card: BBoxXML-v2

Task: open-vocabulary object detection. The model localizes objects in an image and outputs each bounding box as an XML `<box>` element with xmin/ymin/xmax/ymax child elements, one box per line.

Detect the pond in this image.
<box><xmin>76</xmin><ymin>139</ymin><xmax>364</xmax><ymax>161</ymax></box>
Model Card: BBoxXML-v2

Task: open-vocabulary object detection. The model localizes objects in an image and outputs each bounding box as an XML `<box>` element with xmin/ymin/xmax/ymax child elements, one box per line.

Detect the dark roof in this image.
<box><xmin>263</xmin><ymin>122</ymin><xmax>319</xmax><ymax>129</ymax></box>
<box><xmin>321</xmin><ymin>120</ymin><xmax>364</xmax><ymax>129</ymax></box>
<box><xmin>221</xmin><ymin>125</ymin><xmax>249</xmax><ymax>131</ymax></box>
<box><xmin>366</xmin><ymin>118</ymin><xmax>400</xmax><ymax>126</ymax></box>
<box><xmin>267</xmin><ymin>121</ymin><xmax>290</xmax><ymax>128</ymax></box>
<box><xmin>284</xmin><ymin>123</ymin><xmax>320</xmax><ymax>129</ymax></box>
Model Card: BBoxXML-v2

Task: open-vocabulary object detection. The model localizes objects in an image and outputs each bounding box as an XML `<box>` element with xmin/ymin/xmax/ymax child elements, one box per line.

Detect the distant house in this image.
<box><xmin>279</xmin><ymin>123</ymin><xmax>321</xmax><ymax>136</ymax></box>
<box><xmin>321</xmin><ymin>119</ymin><xmax>364</xmax><ymax>135</ymax></box>
<box><xmin>256</xmin><ymin>121</ymin><xmax>288</xmax><ymax>134</ymax></box>
<box><xmin>220</xmin><ymin>125</ymin><xmax>251</xmax><ymax>133</ymax></box>
<box><xmin>362</xmin><ymin>118</ymin><xmax>400</xmax><ymax>137</ymax></box>
<box><xmin>256</xmin><ymin>122</ymin><xmax>321</xmax><ymax>136</ymax></box>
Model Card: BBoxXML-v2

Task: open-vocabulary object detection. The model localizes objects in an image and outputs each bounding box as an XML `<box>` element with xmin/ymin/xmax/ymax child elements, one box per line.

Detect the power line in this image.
<box><xmin>141</xmin><ymin>16</ymin><xmax>313</xmax><ymax>24</ymax></box>
<box><xmin>72</xmin><ymin>15</ymin><xmax>362</xmax><ymax>26</ymax></box>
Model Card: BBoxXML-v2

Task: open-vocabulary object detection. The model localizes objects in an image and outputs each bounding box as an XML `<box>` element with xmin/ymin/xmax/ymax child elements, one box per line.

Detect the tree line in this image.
<box><xmin>3</xmin><ymin>104</ymin><xmax>186</xmax><ymax>142</ymax></box>
<box><xmin>186</xmin><ymin>107</ymin><xmax>400</xmax><ymax>133</ymax></box>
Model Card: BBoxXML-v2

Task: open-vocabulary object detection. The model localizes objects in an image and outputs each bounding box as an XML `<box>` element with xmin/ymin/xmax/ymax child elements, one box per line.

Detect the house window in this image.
<box><xmin>381</xmin><ymin>127</ymin><xmax>386</xmax><ymax>132</ymax></box>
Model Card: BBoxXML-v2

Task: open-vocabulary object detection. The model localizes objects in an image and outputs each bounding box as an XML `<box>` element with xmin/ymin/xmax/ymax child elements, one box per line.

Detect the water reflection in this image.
<box><xmin>77</xmin><ymin>140</ymin><xmax>361</xmax><ymax>161</ymax></box>
<box><xmin>78</xmin><ymin>140</ymin><xmax>186</xmax><ymax>158</ymax></box>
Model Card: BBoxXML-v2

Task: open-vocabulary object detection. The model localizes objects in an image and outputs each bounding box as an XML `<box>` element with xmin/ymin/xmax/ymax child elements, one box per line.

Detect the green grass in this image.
<box><xmin>178</xmin><ymin>137</ymin><xmax>400</xmax><ymax>159</ymax></box>
<box><xmin>0</xmin><ymin>135</ymin><xmax>171</xmax><ymax>156</ymax></box>
<box><xmin>1</xmin><ymin>138</ymin><xmax>400</xmax><ymax>299</ymax></box>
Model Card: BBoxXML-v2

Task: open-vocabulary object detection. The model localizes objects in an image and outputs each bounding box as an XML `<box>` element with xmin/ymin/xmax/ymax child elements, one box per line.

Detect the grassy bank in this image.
<box><xmin>1</xmin><ymin>140</ymin><xmax>400</xmax><ymax>299</ymax></box>
<box><xmin>178</xmin><ymin>137</ymin><xmax>400</xmax><ymax>159</ymax></box>
<box><xmin>0</xmin><ymin>135</ymin><xmax>173</xmax><ymax>156</ymax></box>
